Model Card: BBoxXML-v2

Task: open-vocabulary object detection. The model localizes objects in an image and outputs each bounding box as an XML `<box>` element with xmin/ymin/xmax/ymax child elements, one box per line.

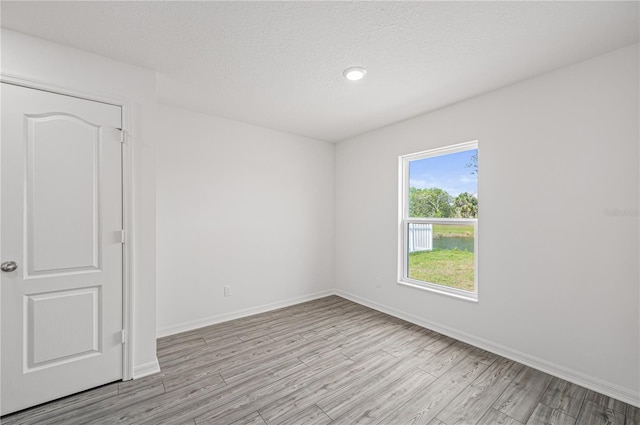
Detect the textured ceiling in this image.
<box><xmin>2</xmin><ymin>1</ymin><xmax>638</xmax><ymax>142</ymax></box>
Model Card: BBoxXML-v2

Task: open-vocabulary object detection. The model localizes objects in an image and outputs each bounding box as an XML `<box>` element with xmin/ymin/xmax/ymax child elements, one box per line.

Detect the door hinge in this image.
<box><xmin>120</xmin><ymin>230</ymin><xmax>126</xmax><ymax>244</ymax></box>
<box><xmin>121</xmin><ymin>330</ymin><xmax>127</xmax><ymax>344</ymax></box>
<box><xmin>119</xmin><ymin>129</ymin><xmax>127</xmax><ymax>144</ymax></box>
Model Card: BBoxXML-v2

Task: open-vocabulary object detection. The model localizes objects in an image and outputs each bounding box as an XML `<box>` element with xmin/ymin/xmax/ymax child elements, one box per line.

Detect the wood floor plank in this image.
<box><xmin>42</xmin><ymin>381</ymin><xmax>165</xmax><ymax>425</ymax></box>
<box><xmin>199</xmin><ymin>297</ymin><xmax>346</xmax><ymax>344</ymax></box>
<box><xmin>539</xmin><ymin>377</ymin><xmax>587</xmax><ymax>418</ymax></box>
<box><xmin>222</xmin><ymin>356</ymin><xmax>308</xmax><ymax>389</ymax></box>
<box><xmin>269</xmin><ymin>312</ymin><xmax>352</xmax><ymax>342</ymax></box>
<box><xmin>157</xmin><ymin>337</ymin><xmax>207</xmax><ymax>358</ymax></box>
<box><xmin>585</xmin><ymin>389</ymin><xmax>628</xmax><ymax>415</ymax></box>
<box><xmin>262</xmin><ymin>312</ymin><xmax>348</xmax><ymax>341</ymax></box>
<box><xmin>467</xmin><ymin>345</ymin><xmax>499</xmax><ymax>365</ymax></box>
<box><xmin>378</xmin><ymin>351</ymin><xmax>490</xmax><ymax>425</ymax></box>
<box><xmin>220</xmin><ymin>339</ymin><xmax>323</xmax><ymax>383</ymax></box>
<box><xmin>163</xmin><ymin>332</ymin><xmax>310</xmax><ymax>385</ymax></box>
<box><xmin>379</xmin><ymin>324</ymin><xmax>432</xmax><ymax>357</ymax></box>
<box><xmin>0</xmin><ymin>382</ymin><xmax>119</xmax><ymax>425</ymax></box>
<box><xmin>157</xmin><ymin>331</ymin><xmax>208</xmax><ymax>350</ymax></box>
<box><xmin>137</xmin><ymin>356</ymin><xmax>310</xmax><ymax>425</ymax></box>
<box><xmin>258</xmin><ymin>350</ymin><xmax>393</xmax><ymax>424</ymax></box>
<box><xmin>336</xmin><ymin>312</ymin><xmax>395</xmax><ymax>336</ymax></box>
<box><xmin>627</xmin><ymin>404</ymin><xmax>640</xmax><ymax>425</ymax></box>
<box><xmin>344</xmin><ymin>323</ymin><xmax>426</xmax><ymax>357</ymax></box>
<box><xmin>109</xmin><ymin>373</ymin><xmax>224</xmax><ymax>424</ymax></box>
<box><xmin>493</xmin><ymin>366</ymin><xmax>553</xmax><ymax>422</ymax></box>
<box><xmin>329</xmin><ymin>369</ymin><xmax>437</xmax><ymax>425</ymax></box>
<box><xmin>162</xmin><ymin>368</ymin><xmax>225</xmax><ymax>394</ymax></box>
<box><xmin>147</xmin><ymin>355</ymin><xmax>340</xmax><ymax>425</ymax></box>
<box><xmin>314</xmin><ymin>354</ymin><xmax>416</xmax><ymax>418</ymax></box>
<box><xmin>576</xmin><ymin>400</ymin><xmax>626</xmax><ymax>425</ymax></box>
<box><xmin>199</xmin><ymin>315</ymin><xmax>283</xmax><ymax>340</ymax></box>
<box><xmin>526</xmin><ymin>403</ymin><xmax>577</xmax><ymax>425</ymax></box>
<box><xmin>477</xmin><ymin>408</ymin><xmax>524</xmax><ymax>425</ymax></box>
<box><xmin>193</xmin><ymin>356</ymin><xmax>356</xmax><ymax>425</ymax></box>
<box><xmin>159</xmin><ymin>335</ymin><xmax>273</xmax><ymax>373</ymax></box>
<box><xmin>270</xmin><ymin>334</ymin><xmax>352</xmax><ymax>368</ymax></box>
<box><xmin>436</xmin><ymin>357</ymin><xmax>524</xmax><ymax>425</ymax></box>
<box><xmin>228</xmin><ymin>411</ymin><xmax>267</xmax><ymax>425</ymax></box>
<box><xmin>415</xmin><ymin>340</ymin><xmax>472</xmax><ymax>377</ymax></box>
<box><xmin>277</xmin><ymin>404</ymin><xmax>332</xmax><ymax>425</ymax></box>
<box><xmin>337</xmin><ymin>326</ymin><xmax>407</xmax><ymax>360</ymax></box>
<box><xmin>338</xmin><ymin>324</ymin><xmax>410</xmax><ymax>359</ymax></box>
<box><xmin>212</xmin><ymin>334</ymin><xmax>305</xmax><ymax>373</ymax></box>
<box><xmin>299</xmin><ymin>323</ymin><xmax>342</xmax><ymax>340</ymax></box>
<box><xmin>421</xmin><ymin>330</ymin><xmax>458</xmax><ymax>354</ymax></box>
<box><xmin>2</xmin><ymin>296</ymin><xmax>632</xmax><ymax>425</ymax></box>
<box><xmin>160</xmin><ymin>335</ymin><xmax>242</xmax><ymax>363</ymax></box>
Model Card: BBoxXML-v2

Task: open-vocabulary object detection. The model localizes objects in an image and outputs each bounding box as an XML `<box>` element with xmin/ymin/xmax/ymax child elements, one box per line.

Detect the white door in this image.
<box><xmin>1</xmin><ymin>83</ymin><xmax>124</xmax><ymax>415</ymax></box>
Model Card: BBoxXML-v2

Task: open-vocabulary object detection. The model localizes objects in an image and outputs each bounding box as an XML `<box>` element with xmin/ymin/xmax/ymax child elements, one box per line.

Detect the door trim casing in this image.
<box><xmin>1</xmin><ymin>72</ymin><xmax>135</xmax><ymax>381</ymax></box>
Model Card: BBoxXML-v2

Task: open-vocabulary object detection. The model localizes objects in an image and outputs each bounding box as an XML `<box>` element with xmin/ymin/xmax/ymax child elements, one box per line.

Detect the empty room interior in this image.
<box><xmin>0</xmin><ymin>1</ymin><xmax>639</xmax><ymax>424</ymax></box>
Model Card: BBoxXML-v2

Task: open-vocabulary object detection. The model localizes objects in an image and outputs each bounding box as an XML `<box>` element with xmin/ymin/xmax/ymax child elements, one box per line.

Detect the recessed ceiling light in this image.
<box><xmin>343</xmin><ymin>66</ymin><xmax>367</xmax><ymax>81</ymax></box>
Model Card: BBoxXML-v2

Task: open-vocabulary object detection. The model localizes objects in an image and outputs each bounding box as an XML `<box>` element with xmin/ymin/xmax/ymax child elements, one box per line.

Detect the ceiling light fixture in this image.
<box><xmin>343</xmin><ymin>66</ymin><xmax>367</xmax><ymax>81</ymax></box>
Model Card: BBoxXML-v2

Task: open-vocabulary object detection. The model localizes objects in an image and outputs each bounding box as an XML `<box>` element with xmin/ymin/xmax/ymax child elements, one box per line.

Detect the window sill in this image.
<box><xmin>397</xmin><ymin>279</ymin><xmax>478</xmax><ymax>303</ymax></box>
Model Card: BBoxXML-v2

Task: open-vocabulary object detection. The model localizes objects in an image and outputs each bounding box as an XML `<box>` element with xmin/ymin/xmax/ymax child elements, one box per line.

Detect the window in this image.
<box><xmin>398</xmin><ymin>141</ymin><xmax>478</xmax><ymax>301</ymax></box>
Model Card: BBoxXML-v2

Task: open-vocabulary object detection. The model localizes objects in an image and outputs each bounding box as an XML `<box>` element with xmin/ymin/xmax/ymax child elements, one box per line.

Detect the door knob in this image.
<box><xmin>1</xmin><ymin>261</ymin><xmax>18</xmax><ymax>272</ymax></box>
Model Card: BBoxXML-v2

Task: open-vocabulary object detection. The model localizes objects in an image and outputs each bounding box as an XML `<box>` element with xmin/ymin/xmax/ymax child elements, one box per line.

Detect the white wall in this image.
<box><xmin>156</xmin><ymin>102</ymin><xmax>334</xmax><ymax>336</ymax></box>
<box><xmin>335</xmin><ymin>45</ymin><xmax>639</xmax><ymax>404</ymax></box>
<box><xmin>1</xmin><ymin>29</ymin><xmax>159</xmax><ymax>376</ymax></box>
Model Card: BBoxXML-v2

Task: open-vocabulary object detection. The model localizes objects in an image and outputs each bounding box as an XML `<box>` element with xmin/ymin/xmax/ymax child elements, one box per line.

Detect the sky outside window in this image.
<box><xmin>409</xmin><ymin>149</ymin><xmax>478</xmax><ymax>197</ymax></box>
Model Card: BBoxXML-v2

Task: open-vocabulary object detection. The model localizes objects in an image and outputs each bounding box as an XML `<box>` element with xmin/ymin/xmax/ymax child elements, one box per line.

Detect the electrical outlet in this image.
<box><xmin>224</xmin><ymin>286</ymin><xmax>231</xmax><ymax>297</ymax></box>
<box><xmin>376</xmin><ymin>278</ymin><xmax>382</xmax><ymax>288</ymax></box>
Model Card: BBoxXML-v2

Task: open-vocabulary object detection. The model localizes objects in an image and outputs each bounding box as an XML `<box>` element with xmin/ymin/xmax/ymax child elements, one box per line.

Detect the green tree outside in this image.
<box><xmin>410</xmin><ymin>188</ymin><xmax>477</xmax><ymax>219</ymax></box>
<box><xmin>453</xmin><ymin>192</ymin><xmax>478</xmax><ymax>218</ymax></box>
<box><xmin>409</xmin><ymin>187</ymin><xmax>453</xmax><ymax>218</ymax></box>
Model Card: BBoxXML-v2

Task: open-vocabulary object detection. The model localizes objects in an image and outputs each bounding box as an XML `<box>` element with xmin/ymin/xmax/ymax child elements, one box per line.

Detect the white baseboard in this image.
<box><xmin>156</xmin><ymin>289</ymin><xmax>334</xmax><ymax>338</ymax></box>
<box><xmin>335</xmin><ymin>289</ymin><xmax>640</xmax><ymax>408</ymax></box>
<box><xmin>132</xmin><ymin>357</ymin><xmax>161</xmax><ymax>379</ymax></box>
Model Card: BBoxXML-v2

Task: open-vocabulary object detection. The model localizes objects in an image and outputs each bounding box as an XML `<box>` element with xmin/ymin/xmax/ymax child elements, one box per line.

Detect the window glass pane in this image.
<box><xmin>408</xmin><ymin>149</ymin><xmax>478</xmax><ymax>218</ymax></box>
<box><xmin>408</xmin><ymin>222</ymin><xmax>475</xmax><ymax>292</ymax></box>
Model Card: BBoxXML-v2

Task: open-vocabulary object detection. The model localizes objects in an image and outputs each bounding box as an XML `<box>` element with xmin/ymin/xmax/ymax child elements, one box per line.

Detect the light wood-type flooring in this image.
<box><xmin>2</xmin><ymin>296</ymin><xmax>638</xmax><ymax>425</ymax></box>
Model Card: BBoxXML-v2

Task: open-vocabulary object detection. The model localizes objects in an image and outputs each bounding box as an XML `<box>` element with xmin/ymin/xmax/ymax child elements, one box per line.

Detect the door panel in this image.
<box><xmin>27</xmin><ymin>287</ymin><xmax>100</xmax><ymax>368</ymax></box>
<box><xmin>26</xmin><ymin>114</ymin><xmax>102</xmax><ymax>274</ymax></box>
<box><xmin>1</xmin><ymin>83</ymin><xmax>124</xmax><ymax>415</ymax></box>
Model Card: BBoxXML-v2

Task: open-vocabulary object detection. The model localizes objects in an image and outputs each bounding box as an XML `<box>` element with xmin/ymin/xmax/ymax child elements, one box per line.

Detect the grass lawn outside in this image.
<box><xmin>432</xmin><ymin>224</ymin><xmax>474</xmax><ymax>238</ymax></box>
<box><xmin>408</xmin><ymin>248</ymin><xmax>474</xmax><ymax>292</ymax></box>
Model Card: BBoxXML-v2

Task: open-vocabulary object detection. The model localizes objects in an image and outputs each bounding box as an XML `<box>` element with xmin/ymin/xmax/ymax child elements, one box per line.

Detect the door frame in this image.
<box><xmin>0</xmin><ymin>73</ymin><xmax>135</xmax><ymax>381</ymax></box>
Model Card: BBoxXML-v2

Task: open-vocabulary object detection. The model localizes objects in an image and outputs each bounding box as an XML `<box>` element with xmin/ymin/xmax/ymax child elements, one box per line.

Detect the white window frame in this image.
<box><xmin>398</xmin><ymin>140</ymin><xmax>478</xmax><ymax>302</ymax></box>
